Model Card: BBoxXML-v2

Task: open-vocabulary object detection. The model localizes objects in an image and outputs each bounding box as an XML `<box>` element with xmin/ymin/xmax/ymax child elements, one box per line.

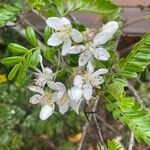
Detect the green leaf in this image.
<box><xmin>117</xmin><ymin>33</ymin><xmax>150</xmax><ymax>79</ymax></box>
<box><xmin>25</xmin><ymin>26</ymin><xmax>38</xmax><ymax>47</ymax></box>
<box><xmin>107</xmin><ymin>79</ymin><xmax>126</xmax><ymax>100</ymax></box>
<box><xmin>16</xmin><ymin>64</ymin><xmax>26</xmax><ymax>84</ymax></box>
<box><xmin>78</xmin><ymin>0</ymin><xmax>119</xmax><ymax>15</ymax></box>
<box><xmin>44</xmin><ymin>26</ymin><xmax>52</xmax><ymax>44</ymax></box>
<box><xmin>2</xmin><ymin>56</ymin><xmax>23</xmax><ymax>65</ymax></box>
<box><xmin>30</xmin><ymin>49</ymin><xmax>40</xmax><ymax>67</ymax></box>
<box><xmin>107</xmin><ymin>139</ymin><xmax>124</xmax><ymax>150</ymax></box>
<box><xmin>8</xmin><ymin>43</ymin><xmax>28</xmax><ymax>54</ymax></box>
<box><xmin>23</xmin><ymin>51</ymin><xmax>32</xmax><ymax>68</ymax></box>
<box><xmin>8</xmin><ymin>64</ymin><xmax>21</xmax><ymax>80</ymax></box>
<box><xmin>54</xmin><ymin>0</ymin><xmax>64</xmax><ymax>16</ymax></box>
<box><xmin>106</xmin><ymin>80</ymin><xmax>150</xmax><ymax>144</ymax></box>
<box><xmin>53</xmin><ymin>0</ymin><xmax>119</xmax><ymax>17</ymax></box>
<box><xmin>0</xmin><ymin>4</ymin><xmax>21</xmax><ymax>27</ymax></box>
<box><xmin>44</xmin><ymin>48</ymin><xmax>57</xmax><ymax>64</ymax></box>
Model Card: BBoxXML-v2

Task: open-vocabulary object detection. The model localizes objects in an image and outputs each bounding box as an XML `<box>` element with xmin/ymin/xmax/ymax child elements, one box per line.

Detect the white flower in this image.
<box><xmin>46</xmin><ymin>17</ymin><xmax>83</xmax><ymax>56</ymax></box>
<box><xmin>39</xmin><ymin>105</ymin><xmax>54</xmax><ymax>120</ymax></box>
<box><xmin>68</xmin><ymin>88</ymin><xmax>83</xmax><ymax>114</ymax></box>
<box><xmin>70</xmin><ymin>61</ymin><xmax>108</xmax><ymax>102</ymax></box>
<box><xmin>52</xmin><ymin>82</ymin><xmax>69</xmax><ymax>114</ymax></box>
<box><xmin>34</xmin><ymin>55</ymin><xmax>54</xmax><ymax>87</ymax></box>
<box><xmin>93</xmin><ymin>21</ymin><xmax>119</xmax><ymax>46</ymax></box>
<box><xmin>67</xmin><ymin>21</ymin><xmax>118</xmax><ymax>66</ymax></box>
<box><xmin>28</xmin><ymin>85</ymin><xmax>55</xmax><ymax>120</ymax></box>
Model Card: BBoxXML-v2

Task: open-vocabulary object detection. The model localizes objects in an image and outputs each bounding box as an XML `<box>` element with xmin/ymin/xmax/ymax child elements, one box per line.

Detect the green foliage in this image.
<box><xmin>0</xmin><ymin>4</ymin><xmax>21</xmax><ymax>27</ymax></box>
<box><xmin>44</xmin><ymin>26</ymin><xmax>52</xmax><ymax>44</ymax></box>
<box><xmin>2</xmin><ymin>43</ymin><xmax>40</xmax><ymax>83</ymax></box>
<box><xmin>107</xmin><ymin>139</ymin><xmax>124</xmax><ymax>150</ymax></box>
<box><xmin>8</xmin><ymin>43</ymin><xmax>29</xmax><ymax>54</ymax></box>
<box><xmin>26</xmin><ymin>0</ymin><xmax>119</xmax><ymax>18</ymax></box>
<box><xmin>117</xmin><ymin>33</ymin><xmax>150</xmax><ymax>78</ymax></box>
<box><xmin>55</xmin><ymin>0</ymin><xmax>119</xmax><ymax>17</ymax></box>
<box><xmin>106</xmin><ymin>80</ymin><xmax>150</xmax><ymax>144</ymax></box>
<box><xmin>0</xmin><ymin>92</ymin><xmax>25</xmax><ymax>150</ymax></box>
<box><xmin>1</xmin><ymin>27</ymin><xmax>40</xmax><ymax>83</ymax></box>
<box><xmin>0</xmin><ymin>82</ymin><xmax>83</xmax><ymax>149</ymax></box>
<box><xmin>25</xmin><ymin>26</ymin><xmax>39</xmax><ymax>47</ymax></box>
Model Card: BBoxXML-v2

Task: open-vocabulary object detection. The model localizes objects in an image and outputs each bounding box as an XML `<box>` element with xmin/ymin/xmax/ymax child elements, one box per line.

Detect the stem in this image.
<box><xmin>96</xmin><ymin>115</ymin><xmax>117</xmax><ymax>133</ymax></box>
<box><xmin>128</xmin><ymin>132</ymin><xmax>134</xmax><ymax>150</ymax></box>
<box><xmin>128</xmin><ymin>82</ymin><xmax>146</xmax><ymax>109</ymax></box>
<box><xmin>93</xmin><ymin>114</ymin><xmax>107</xmax><ymax>150</ymax></box>
<box><xmin>77</xmin><ymin>98</ymin><xmax>99</xmax><ymax>150</ymax></box>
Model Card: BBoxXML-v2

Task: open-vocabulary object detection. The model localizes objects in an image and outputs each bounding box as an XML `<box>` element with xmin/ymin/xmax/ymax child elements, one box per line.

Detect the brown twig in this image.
<box><xmin>128</xmin><ymin>82</ymin><xmax>146</xmax><ymax>109</ymax></box>
<box><xmin>77</xmin><ymin>99</ymin><xmax>99</xmax><ymax>150</ymax></box>
<box><xmin>93</xmin><ymin>114</ymin><xmax>107</xmax><ymax>150</ymax></box>
<box><xmin>96</xmin><ymin>115</ymin><xmax>117</xmax><ymax>133</ymax></box>
<box><xmin>123</xmin><ymin>15</ymin><xmax>150</xmax><ymax>28</ymax></box>
<box><xmin>128</xmin><ymin>132</ymin><xmax>134</xmax><ymax>150</ymax></box>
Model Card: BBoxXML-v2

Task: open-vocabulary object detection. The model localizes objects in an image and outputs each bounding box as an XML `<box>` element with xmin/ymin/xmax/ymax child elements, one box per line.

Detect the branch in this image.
<box><xmin>77</xmin><ymin>98</ymin><xmax>99</xmax><ymax>150</ymax></box>
<box><xmin>128</xmin><ymin>132</ymin><xmax>134</xmax><ymax>150</ymax></box>
<box><xmin>93</xmin><ymin>114</ymin><xmax>107</xmax><ymax>150</ymax></box>
<box><xmin>123</xmin><ymin>15</ymin><xmax>150</xmax><ymax>28</ymax></box>
<box><xmin>96</xmin><ymin>115</ymin><xmax>117</xmax><ymax>133</ymax></box>
<box><xmin>128</xmin><ymin>82</ymin><xmax>146</xmax><ymax>109</ymax></box>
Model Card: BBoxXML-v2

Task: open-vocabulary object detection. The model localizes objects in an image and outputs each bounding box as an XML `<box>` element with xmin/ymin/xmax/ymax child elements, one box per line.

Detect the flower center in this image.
<box><xmin>85</xmin><ymin>42</ymin><xmax>95</xmax><ymax>52</ymax></box>
<box><xmin>42</xmin><ymin>91</ymin><xmax>53</xmax><ymax>105</ymax></box>
<box><xmin>59</xmin><ymin>26</ymin><xmax>72</xmax><ymax>40</ymax></box>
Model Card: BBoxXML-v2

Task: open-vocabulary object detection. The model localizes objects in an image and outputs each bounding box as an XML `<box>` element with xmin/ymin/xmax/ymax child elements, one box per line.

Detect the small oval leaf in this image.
<box><xmin>30</xmin><ymin>49</ymin><xmax>40</xmax><ymax>67</ymax></box>
<box><xmin>44</xmin><ymin>26</ymin><xmax>52</xmax><ymax>44</ymax></box>
<box><xmin>25</xmin><ymin>26</ymin><xmax>38</xmax><ymax>47</ymax></box>
<box><xmin>2</xmin><ymin>56</ymin><xmax>23</xmax><ymax>65</ymax></box>
<box><xmin>23</xmin><ymin>51</ymin><xmax>32</xmax><ymax>68</ymax></box>
<box><xmin>8</xmin><ymin>64</ymin><xmax>21</xmax><ymax>80</ymax></box>
<box><xmin>8</xmin><ymin>43</ymin><xmax>28</xmax><ymax>54</ymax></box>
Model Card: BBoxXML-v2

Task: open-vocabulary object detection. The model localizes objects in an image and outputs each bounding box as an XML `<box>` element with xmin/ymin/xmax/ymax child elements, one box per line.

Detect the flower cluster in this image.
<box><xmin>29</xmin><ymin>17</ymin><xmax>118</xmax><ymax>120</ymax></box>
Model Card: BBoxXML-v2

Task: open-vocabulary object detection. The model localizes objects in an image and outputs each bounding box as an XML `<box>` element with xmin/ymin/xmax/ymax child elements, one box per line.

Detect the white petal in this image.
<box><xmin>54</xmin><ymin>82</ymin><xmax>66</xmax><ymax>99</ymax></box>
<box><xmin>47</xmin><ymin>81</ymin><xmax>59</xmax><ymax>91</ymax></box>
<box><xmin>34</xmin><ymin>77</ymin><xmax>47</xmax><ymax>87</ymax></box>
<box><xmin>83</xmin><ymin>82</ymin><xmax>93</xmax><ymax>101</ymax></box>
<box><xmin>59</xmin><ymin>102</ymin><xmax>69</xmax><ymax>114</ymax></box>
<box><xmin>47</xmin><ymin>33</ymin><xmax>63</xmax><ymax>46</ymax></box>
<box><xmin>46</xmin><ymin>17</ymin><xmax>64</xmax><ymax>30</ymax></box>
<box><xmin>93</xmin><ymin>47</ymin><xmax>110</xmax><ymax>61</ymax></box>
<box><xmin>55</xmin><ymin>82</ymin><xmax>66</xmax><ymax>92</ymax></box>
<box><xmin>52</xmin><ymin>92</ymin><xmax>59</xmax><ymax>102</ymax></box>
<box><xmin>70</xmin><ymin>87</ymin><xmax>83</xmax><ymax>101</ymax></box>
<box><xmin>39</xmin><ymin>55</ymin><xmax>44</xmax><ymax>72</ymax></box>
<box><xmin>71</xmin><ymin>29</ymin><xmax>83</xmax><ymax>43</ymax></box>
<box><xmin>102</xmin><ymin>21</ymin><xmax>119</xmax><ymax>34</ymax></box>
<box><xmin>93</xmin><ymin>21</ymin><xmax>118</xmax><ymax>46</ymax></box>
<box><xmin>43</xmin><ymin>67</ymin><xmax>53</xmax><ymax>75</ymax></box>
<box><xmin>61</xmin><ymin>38</ymin><xmax>71</xmax><ymax>56</ymax></box>
<box><xmin>73</xmin><ymin>75</ymin><xmax>83</xmax><ymax>87</ymax></box>
<box><xmin>68</xmin><ymin>45</ymin><xmax>85</xmax><ymax>54</ymax></box>
<box><xmin>69</xmin><ymin>96</ymin><xmax>83</xmax><ymax>114</ymax></box>
<box><xmin>91</xmin><ymin>76</ymin><xmax>104</xmax><ymax>87</ymax></box>
<box><xmin>29</xmin><ymin>94</ymin><xmax>43</xmax><ymax>104</ymax></box>
<box><xmin>61</xmin><ymin>17</ymin><xmax>71</xmax><ymax>27</ymax></box>
<box><xmin>39</xmin><ymin>105</ymin><xmax>54</xmax><ymax>120</ymax></box>
<box><xmin>87</xmin><ymin>61</ymin><xmax>94</xmax><ymax>73</ymax></box>
<box><xmin>28</xmin><ymin>86</ymin><xmax>44</xmax><ymax>95</ymax></box>
<box><xmin>92</xmin><ymin>69</ymin><xmax>108</xmax><ymax>77</ymax></box>
<box><xmin>93</xmin><ymin>31</ymin><xmax>114</xmax><ymax>46</ymax></box>
<box><xmin>78</xmin><ymin>51</ymin><xmax>93</xmax><ymax>66</ymax></box>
